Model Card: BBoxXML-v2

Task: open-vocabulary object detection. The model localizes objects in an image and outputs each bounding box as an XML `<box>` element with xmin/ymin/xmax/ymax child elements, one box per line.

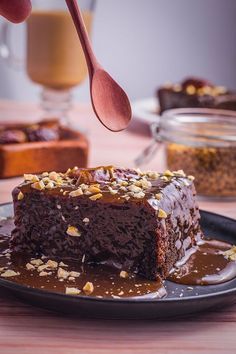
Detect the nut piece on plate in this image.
<box><xmin>83</xmin><ymin>282</ymin><xmax>94</xmax><ymax>295</ymax></box>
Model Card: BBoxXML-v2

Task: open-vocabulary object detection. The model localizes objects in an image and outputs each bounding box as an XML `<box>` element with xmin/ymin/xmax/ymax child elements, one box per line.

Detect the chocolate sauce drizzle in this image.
<box><xmin>1</xmin><ymin>217</ymin><xmax>236</xmax><ymax>299</ymax></box>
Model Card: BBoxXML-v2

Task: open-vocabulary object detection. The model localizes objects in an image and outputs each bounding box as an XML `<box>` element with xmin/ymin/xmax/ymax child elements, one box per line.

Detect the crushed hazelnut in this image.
<box><xmin>108</xmin><ymin>186</ymin><xmax>118</xmax><ymax>195</ymax></box>
<box><xmin>88</xmin><ymin>185</ymin><xmax>101</xmax><ymax>194</ymax></box>
<box><xmin>45</xmin><ymin>181</ymin><xmax>54</xmax><ymax>190</ymax></box>
<box><xmin>164</xmin><ymin>170</ymin><xmax>174</xmax><ymax>177</ymax></box>
<box><xmin>173</xmin><ymin>170</ymin><xmax>186</xmax><ymax>177</ymax></box>
<box><xmin>89</xmin><ymin>193</ymin><xmax>103</xmax><ymax>201</ymax></box>
<box><xmin>66</xmin><ymin>226</ymin><xmax>81</xmax><ymax>237</ymax></box>
<box><xmin>24</xmin><ymin>174</ymin><xmax>39</xmax><ymax>182</ymax></box>
<box><xmin>66</xmin><ymin>287</ymin><xmax>81</xmax><ymax>295</ymax></box>
<box><xmin>83</xmin><ymin>281</ymin><xmax>94</xmax><ymax>295</ymax></box>
<box><xmin>70</xmin><ymin>271</ymin><xmax>80</xmax><ymax>278</ymax></box>
<box><xmin>223</xmin><ymin>246</ymin><xmax>236</xmax><ymax>261</ymax></box>
<box><xmin>146</xmin><ymin>171</ymin><xmax>160</xmax><ymax>179</ymax></box>
<box><xmin>26</xmin><ymin>263</ymin><xmax>35</xmax><ymax>271</ymax></box>
<box><xmin>188</xmin><ymin>175</ymin><xmax>195</xmax><ymax>181</ymax></box>
<box><xmin>155</xmin><ymin>193</ymin><xmax>162</xmax><ymax>200</ymax></box>
<box><xmin>59</xmin><ymin>261</ymin><xmax>68</xmax><ymax>268</ymax></box>
<box><xmin>132</xmin><ymin>191</ymin><xmax>145</xmax><ymax>199</ymax></box>
<box><xmin>46</xmin><ymin>260</ymin><xmax>58</xmax><ymax>269</ymax></box>
<box><xmin>128</xmin><ymin>185</ymin><xmax>142</xmax><ymax>193</ymax></box>
<box><xmin>120</xmin><ymin>270</ymin><xmax>129</xmax><ymax>279</ymax></box>
<box><xmin>186</xmin><ymin>85</ymin><xmax>196</xmax><ymax>95</ymax></box>
<box><xmin>57</xmin><ymin>267</ymin><xmax>70</xmax><ymax>279</ymax></box>
<box><xmin>39</xmin><ymin>271</ymin><xmax>49</xmax><ymax>277</ymax></box>
<box><xmin>1</xmin><ymin>270</ymin><xmax>19</xmax><ymax>278</ymax></box>
<box><xmin>158</xmin><ymin>209</ymin><xmax>168</xmax><ymax>219</ymax></box>
<box><xmin>69</xmin><ymin>188</ymin><xmax>83</xmax><ymax>197</ymax></box>
<box><xmin>30</xmin><ymin>259</ymin><xmax>43</xmax><ymax>266</ymax></box>
<box><xmin>160</xmin><ymin>176</ymin><xmax>169</xmax><ymax>182</ymax></box>
<box><xmin>17</xmin><ymin>191</ymin><xmax>24</xmax><ymax>201</ymax></box>
<box><xmin>37</xmin><ymin>264</ymin><xmax>49</xmax><ymax>272</ymax></box>
<box><xmin>31</xmin><ymin>180</ymin><xmax>45</xmax><ymax>190</ymax></box>
<box><xmin>118</xmin><ymin>291</ymin><xmax>124</xmax><ymax>296</ymax></box>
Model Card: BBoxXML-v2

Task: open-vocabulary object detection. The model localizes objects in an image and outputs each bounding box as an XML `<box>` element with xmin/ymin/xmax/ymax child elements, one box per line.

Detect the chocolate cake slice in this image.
<box><xmin>10</xmin><ymin>166</ymin><xmax>202</xmax><ymax>280</ymax></box>
<box><xmin>158</xmin><ymin>77</ymin><xmax>236</xmax><ymax>114</ymax></box>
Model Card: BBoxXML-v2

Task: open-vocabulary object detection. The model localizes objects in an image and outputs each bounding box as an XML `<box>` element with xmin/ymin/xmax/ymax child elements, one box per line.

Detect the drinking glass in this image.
<box><xmin>0</xmin><ymin>0</ymin><xmax>96</xmax><ymax>124</ymax></box>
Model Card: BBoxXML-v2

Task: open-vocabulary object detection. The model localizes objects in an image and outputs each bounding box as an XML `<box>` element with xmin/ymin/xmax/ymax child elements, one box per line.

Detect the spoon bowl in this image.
<box><xmin>91</xmin><ymin>69</ymin><xmax>132</xmax><ymax>131</ymax></box>
<box><xmin>66</xmin><ymin>0</ymin><xmax>132</xmax><ymax>132</ymax></box>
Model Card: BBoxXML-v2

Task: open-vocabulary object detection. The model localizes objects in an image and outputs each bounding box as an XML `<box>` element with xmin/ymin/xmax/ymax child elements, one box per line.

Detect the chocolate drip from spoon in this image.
<box><xmin>65</xmin><ymin>0</ymin><xmax>132</xmax><ymax>132</ymax></box>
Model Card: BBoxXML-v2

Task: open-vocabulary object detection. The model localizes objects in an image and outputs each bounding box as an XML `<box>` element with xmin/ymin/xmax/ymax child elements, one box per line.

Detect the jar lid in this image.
<box><xmin>160</xmin><ymin>108</ymin><xmax>236</xmax><ymax>147</ymax></box>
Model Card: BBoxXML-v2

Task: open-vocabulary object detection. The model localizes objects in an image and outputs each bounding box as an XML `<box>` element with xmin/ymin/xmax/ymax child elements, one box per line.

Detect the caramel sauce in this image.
<box><xmin>168</xmin><ymin>239</ymin><xmax>236</xmax><ymax>285</ymax></box>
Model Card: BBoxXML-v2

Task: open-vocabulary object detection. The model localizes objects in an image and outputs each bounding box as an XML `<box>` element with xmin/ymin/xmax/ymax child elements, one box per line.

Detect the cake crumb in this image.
<box><xmin>83</xmin><ymin>282</ymin><xmax>94</xmax><ymax>295</ymax></box>
<box><xmin>120</xmin><ymin>270</ymin><xmax>129</xmax><ymax>279</ymax></box>
<box><xmin>66</xmin><ymin>226</ymin><xmax>81</xmax><ymax>237</ymax></box>
<box><xmin>66</xmin><ymin>287</ymin><xmax>81</xmax><ymax>295</ymax></box>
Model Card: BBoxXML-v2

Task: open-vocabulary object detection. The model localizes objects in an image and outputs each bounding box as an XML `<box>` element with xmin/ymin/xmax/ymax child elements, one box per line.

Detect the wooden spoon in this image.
<box><xmin>65</xmin><ymin>0</ymin><xmax>132</xmax><ymax>132</ymax></box>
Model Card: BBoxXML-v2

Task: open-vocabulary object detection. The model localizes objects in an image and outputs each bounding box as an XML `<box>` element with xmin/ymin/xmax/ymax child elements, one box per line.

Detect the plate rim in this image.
<box><xmin>0</xmin><ymin>202</ymin><xmax>236</xmax><ymax>305</ymax></box>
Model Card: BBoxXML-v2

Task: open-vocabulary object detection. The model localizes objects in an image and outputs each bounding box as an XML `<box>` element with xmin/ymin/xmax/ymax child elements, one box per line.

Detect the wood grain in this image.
<box><xmin>0</xmin><ymin>100</ymin><xmax>236</xmax><ymax>354</ymax></box>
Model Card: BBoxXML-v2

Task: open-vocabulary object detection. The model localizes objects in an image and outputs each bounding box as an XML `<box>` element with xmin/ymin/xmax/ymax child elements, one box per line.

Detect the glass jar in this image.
<box><xmin>153</xmin><ymin>108</ymin><xmax>236</xmax><ymax>198</ymax></box>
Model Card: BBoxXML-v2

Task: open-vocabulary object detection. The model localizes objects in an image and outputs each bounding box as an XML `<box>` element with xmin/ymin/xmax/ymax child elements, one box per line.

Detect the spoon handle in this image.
<box><xmin>65</xmin><ymin>0</ymin><xmax>99</xmax><ymax>76</ymax></box>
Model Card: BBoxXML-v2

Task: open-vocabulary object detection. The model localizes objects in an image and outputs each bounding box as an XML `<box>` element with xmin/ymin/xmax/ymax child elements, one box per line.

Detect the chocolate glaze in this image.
<box><xmin>10</xmin><ymin>167</ymin><xmax>202</xmax><ymax>280</ymax></box>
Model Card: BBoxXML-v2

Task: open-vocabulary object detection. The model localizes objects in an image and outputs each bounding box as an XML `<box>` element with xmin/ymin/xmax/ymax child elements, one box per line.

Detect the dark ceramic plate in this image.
<box><xmin>0</xmin><ymin>203</ymin><xmax>236</xmax><ymax>319</ymax></box>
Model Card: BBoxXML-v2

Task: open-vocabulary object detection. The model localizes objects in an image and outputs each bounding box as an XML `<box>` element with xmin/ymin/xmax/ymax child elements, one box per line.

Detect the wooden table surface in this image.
<box><xmin>0</xmin><ymin>100</ymin><xmax>236</xmax><ymax>354</ymax></box>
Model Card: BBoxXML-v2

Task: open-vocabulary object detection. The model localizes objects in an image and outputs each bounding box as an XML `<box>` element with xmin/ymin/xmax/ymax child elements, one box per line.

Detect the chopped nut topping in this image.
<box><xmin>48</xmin><ymin>171</ymin><xmax>58</xmax><ymax>181</ymax></box>
<box><xmin>132</xmin><ymin>191</ymin><xmax>145</xmax><ymax>199</ymax></box>
<box><xmin>173</xmin><ymin>170</ymin><xmax>186</xmax><ymax>177</ymax></box>
<box><xmin>31</xmin><ymin>180</ymin><xmax>45</xmax><ymax>190</ymax></box>
<box><xmin>26</xmin><ymin>263</ymin><xmax>35</xmax><ymax>271</ymax></box>
<box><xmin>37</xmin><ymin>264</ymin><xmax>49</xmax><ymax>272</ymax></box>
<box><xmin>68</xmin><ymin>277</ymin><xmax>75</xmax><ymax>281</ymax></box>
<box><xmin>17</xmin><ymin>191</ymin><xmax>24</xmax><ymax>201</ymax></box>
<box><xmin>42</xmin><ymin>172</ymin><xmax>49</xmax><ymax>177</ymax></box>
<box><xmin>164</xmin><ymin>170</ymin><xmax>174</xmax><ymax>177</ymax></box>
<box><xmin>88</xmin><ymin>185</ymin><xmax>101</xmax><ymax>194</ymax></box>
<box><xmin>83</xmin><ymin>217</ymin><xmax>90</xmax><ymax>223</ymax></box>
<box><xmin>186</xmin><ymin>85</ymin><xmax>196</xmax><ymax>95</ymax></box>
<box><xmin>70</xmin><ymin>271</ymin><xmax>80</xmax><ymax>278</ymax></box>
<box><xmin>155</xmin><ymin>193</ymin><xmax>162</xmax><ymax>200</ymax></box>
<box><xmin>59</xmin><ymin>261</ymin><xmax>68</xmax><ymax>268</ymax></box>
<box><xmin>24</xmin><ymin>174</ymin><xmax>39</xmax><ymax>182</ymax></box>
<box><xmin>66</xmin><ymin>226</ymin><xmax>81</xmax><ymax>237</ymax></box>
<box><xmin>89</xmin><ymin>193</ymin><xmax>103</xmax><ymax>201</ymax></box>
<box><xmin>118</xmin><ymin>291</ymin><xmax>124</xmax><ymax>296</ymax></box>
<box><xmin>69</xmin><ymin>188</ymin><xmax>83</xmax><ymax>197</ymax></box>
<box><xmin>160</xmin><ymin>176</ymin><xmax>169</xmax><ymax>182</ymax></box>
<box><xmin>1</xmin><ymin>270</ymin><xmax>19</xmax><ymax>278</ymax></box>
<box><xmin>158</xmin><ymin>209</ymin><xmax>168</xmax><ymax>219</ymax></box>
<box><xmin>128</xmin><ymin>185</ymin><xmax>142</xmax><ymax>193</ymax></box>
<box><xmin>145</xmin><ymin>171</ymin><xmax>159</xmax><ymax>179</ymax></box>
<box><xmin>120</xmin><ymin>270</ymin><xmax>129</xmax><ymax>279</ymax></box>
<box><xmin>30</xmin><ymin>259</ymin><xmax>43</xmax><ymax>266</ymax></box>
<box><xmin>39</xmin><ymin>271</ymin><xmax>49</xmax><ymax>277</ymax></box>
<box><xmin>83</xmin><ymin>281</ymin><xmax>94</xmax><ymax>295</ymax></box>
<box><xmin>57</xmin><ymin>267</ymin><xmax>70</xmax><ymax>279</ymax></box>
<box><xmin>46</xmin><ymin>260</ymin><xmax>58</xmax><ymax>269</ymax></box>
<box><xmin>223</xmin><ymin>246</ymin><xmax>236</xmax><ymax>261</ymax></box>
<box><xmin>188</xmin><ymin>175</ymin><xmax>195</xmax><ymax>181</ymax></box>
<box><xmin>45</xmin><ymin>181</ymin><xmax>54</xmax><ymax>190</ymax></box>
<box><xmin>108</xmin><ymin>186</ymin><xmax>118</xmax><ymax>195</ymax></box>
<box><xmin>66</xmin><ymin>287</ymin><xmax>81</xmax><ymax>295</ymax></box>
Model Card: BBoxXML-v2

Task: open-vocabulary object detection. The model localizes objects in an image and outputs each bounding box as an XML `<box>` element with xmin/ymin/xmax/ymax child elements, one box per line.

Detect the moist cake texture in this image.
<box><xmin>10</xmin><ymin>166</ymin><xmax>202</xmax><ymax>280</ymax></box>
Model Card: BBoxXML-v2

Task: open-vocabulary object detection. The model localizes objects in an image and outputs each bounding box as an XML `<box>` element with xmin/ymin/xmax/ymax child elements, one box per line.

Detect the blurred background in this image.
<box><xmin>0</xmin><ymin>0</ymin><xmax>236</xmax><ymax>102</ymax></box>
